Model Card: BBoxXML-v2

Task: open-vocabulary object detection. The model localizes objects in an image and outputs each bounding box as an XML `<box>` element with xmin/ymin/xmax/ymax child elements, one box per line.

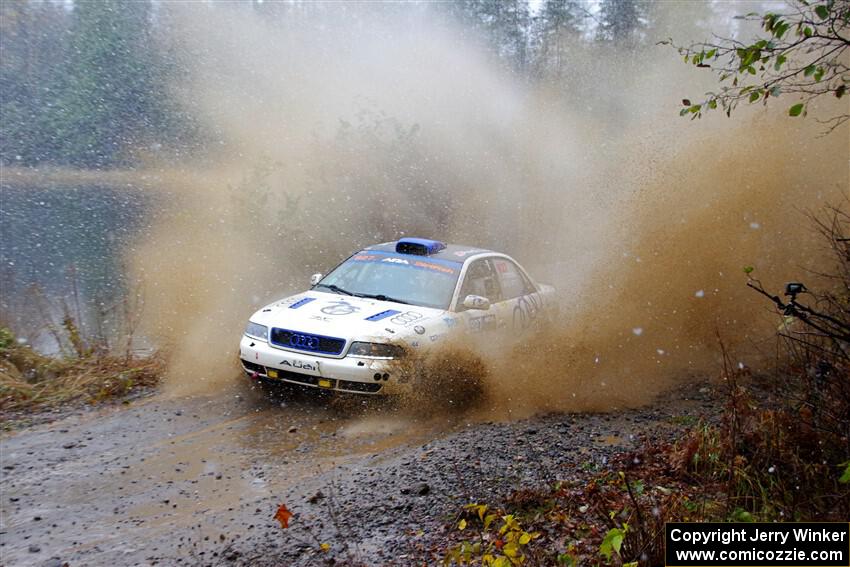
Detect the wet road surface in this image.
<box><xmin>1</xmin><ymin>382</ymin><xmax>454</xmax><ymax>566</ymax></box>
<box><xmin>1</xmin><ymin>380</ymin><xmax>717</xmax><ymax>566</ymax></box>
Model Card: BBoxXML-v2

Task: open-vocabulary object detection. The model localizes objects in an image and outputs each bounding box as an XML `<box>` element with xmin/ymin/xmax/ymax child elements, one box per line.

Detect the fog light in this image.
<box><xmin>373</xmin><ymin>373</ymin><xmax>382</xmax><ymax>381</ymax></box>
<box><xmin>382</xmin><ymin>373</ymin><xmax>389</xmax><ymax>381</ymax></box>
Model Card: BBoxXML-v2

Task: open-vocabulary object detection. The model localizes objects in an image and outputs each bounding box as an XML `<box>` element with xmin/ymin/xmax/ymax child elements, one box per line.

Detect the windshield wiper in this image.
<box><xmin>315</xmin><ymin>285</ymin><xmax>411</xmax><ymax>305</ymax></box>
<box><xmin>355</xmin><ymin>293</ymin><xmax>411</xmax><ymax>305</ymax></box>
<box><xmin>315</xmin><ymin>283</ymin><xmax>355</xmax><ymax>296</ymax></box>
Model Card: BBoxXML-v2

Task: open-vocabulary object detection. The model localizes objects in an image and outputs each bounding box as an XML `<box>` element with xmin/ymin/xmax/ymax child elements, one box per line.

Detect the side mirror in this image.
<box><xmin>310</xmin><ymin>273</ymin><xmax>323</xmax><ymax>286</ymax></box>
<box><xmin>463</xmin><ymin>294</ymin><xmax>490</xmax><ymax>310</ymax></box>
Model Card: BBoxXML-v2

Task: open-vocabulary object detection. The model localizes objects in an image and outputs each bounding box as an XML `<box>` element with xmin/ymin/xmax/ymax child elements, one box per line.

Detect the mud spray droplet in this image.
<box><xmin>124</xmin><ymin>3</ymin><xmax>846</xmax><ymax>415</ymax></box>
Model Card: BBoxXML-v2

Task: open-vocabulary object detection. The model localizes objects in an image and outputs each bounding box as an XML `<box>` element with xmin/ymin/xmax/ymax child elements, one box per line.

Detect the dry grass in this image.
<box><xmin>0</xmin><ymin>337</ymin><xmax>163</xmax><ymax>416</ymax></box>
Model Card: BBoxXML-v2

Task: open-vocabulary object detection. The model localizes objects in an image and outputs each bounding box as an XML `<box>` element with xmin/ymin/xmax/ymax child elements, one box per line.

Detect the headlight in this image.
<box><xmin>245</xmin><ymin>321</ymin><xmax>268</xmax><ymax>340</ymax></box>
<box><xmin>348</xmin><ymin>342</ymin><xmax>405</xmax><ymax>359</ymax></box>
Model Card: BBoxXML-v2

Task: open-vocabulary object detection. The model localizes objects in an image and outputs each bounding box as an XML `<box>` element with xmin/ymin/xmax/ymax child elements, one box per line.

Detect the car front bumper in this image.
<box><xmin>238</xmin><ymin>335</ymin><xmax>408</xmax><ymax>395</ymax></box>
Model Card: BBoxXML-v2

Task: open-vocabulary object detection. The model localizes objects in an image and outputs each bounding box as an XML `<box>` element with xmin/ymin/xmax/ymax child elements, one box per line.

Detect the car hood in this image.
<box><xmin>248</xmin><ymin>290</ymin><xmax>450</xmax><ymax>342</ymax></box>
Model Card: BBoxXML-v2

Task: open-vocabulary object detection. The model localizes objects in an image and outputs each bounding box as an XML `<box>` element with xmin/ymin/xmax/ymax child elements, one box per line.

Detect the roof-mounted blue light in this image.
<box><xmin>395</xmin><ymin>237</ymin><xmax>447</xmax><ymax>256</ymax></box>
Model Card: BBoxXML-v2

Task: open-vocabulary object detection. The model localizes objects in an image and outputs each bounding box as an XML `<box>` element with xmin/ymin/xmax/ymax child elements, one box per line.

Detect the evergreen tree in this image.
<box><xmin>596</xmin><ymin>0</ymin><xmax>651</xmax><ymax>46</ymax></box>
<box><xmin>0</xmin><ymin>1</ymin><xmax>72</xmax><ymax>165</ymax></box>
<box><xmin>533</xmin><ymin>0</ymin><xmax>587</xmax><ymax>78</ymax></box>
<box><xmin>441</xmin><ymin>0</ymin><xmax>531</xmax><ymax>72</ymax></box>
<box><xmin>53</xmin><ymin>0</ymin><xmax>158</xmax><ymax>167</ymax></box>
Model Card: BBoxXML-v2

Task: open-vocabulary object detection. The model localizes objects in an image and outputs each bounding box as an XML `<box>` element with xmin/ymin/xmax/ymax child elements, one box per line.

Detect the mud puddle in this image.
<box><xmin>0</xmin><ymin>380</ymin><xmax>456</xmax><ymax>566</ymax></box>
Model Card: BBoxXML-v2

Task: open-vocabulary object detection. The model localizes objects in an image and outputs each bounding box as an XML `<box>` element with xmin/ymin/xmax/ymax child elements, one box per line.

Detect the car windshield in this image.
<box><xmin>316</xmin><ymin>252</ymin><xmax>461</xmax><ymax>310</ymax></box>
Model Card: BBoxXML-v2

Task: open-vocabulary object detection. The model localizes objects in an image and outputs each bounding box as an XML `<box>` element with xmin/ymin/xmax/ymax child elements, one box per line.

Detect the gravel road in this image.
<box><xmin>0</xmin><ymin>379</ymin><xmax>717</xmax><ymax>566</ymax></box>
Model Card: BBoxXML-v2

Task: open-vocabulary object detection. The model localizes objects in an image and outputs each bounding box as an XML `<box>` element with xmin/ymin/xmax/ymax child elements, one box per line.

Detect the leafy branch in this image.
<box><xmin>661</xmin><ymin>0</ymin><xmax>850</xmax><ymax>133</ymax></box>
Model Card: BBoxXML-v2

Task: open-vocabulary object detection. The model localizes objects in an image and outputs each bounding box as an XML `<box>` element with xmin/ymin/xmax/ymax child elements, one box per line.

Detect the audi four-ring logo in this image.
<box><xmin>289</xmin><ymin>333</ymin><xmax>319</xmax><ymax>350</ymax></box>
<box><xmin>390</xmin><ymin>311</ymin><xmax>424</xmax><ymax>326</ymax></box>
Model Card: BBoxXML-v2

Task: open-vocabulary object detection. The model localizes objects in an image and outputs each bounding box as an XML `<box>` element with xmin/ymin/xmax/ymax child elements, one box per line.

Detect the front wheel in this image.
<box><xmin>401</xmin><ymin>348</ymin><xmax>488</xmax><ymax>413</ymax></box>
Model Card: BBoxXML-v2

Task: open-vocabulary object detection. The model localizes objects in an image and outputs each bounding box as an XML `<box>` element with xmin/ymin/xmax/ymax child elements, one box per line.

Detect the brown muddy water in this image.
<box><xmin>130</xmin><ymin>4</ymin><xmax>848</xmax><ymax>420</ymax></box>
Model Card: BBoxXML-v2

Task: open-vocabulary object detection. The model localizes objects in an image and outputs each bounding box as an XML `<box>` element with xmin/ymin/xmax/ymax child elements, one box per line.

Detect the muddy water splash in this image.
<box><xmin>129</xmin><ymin>4</ymin><xmax>848</xmax><ymax>413</ymax></box>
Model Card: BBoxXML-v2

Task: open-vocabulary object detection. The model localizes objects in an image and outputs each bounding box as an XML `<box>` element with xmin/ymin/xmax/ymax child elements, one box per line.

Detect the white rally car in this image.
<box><xmin>239</xmin><ymin>238</ymin><xmax>555</xmax><ymax>395</ymax></box>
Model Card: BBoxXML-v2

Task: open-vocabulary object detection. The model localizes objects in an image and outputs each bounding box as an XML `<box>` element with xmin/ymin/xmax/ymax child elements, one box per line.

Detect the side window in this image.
<box><xmin>492</xmin><ymin>258</ymin><xmax>535</xmax><ymax>300</ymax></box>
<box><xmin>458</xmin><ymin>259</ymin><xmax>502</xmax><ymax>309</ymax></box>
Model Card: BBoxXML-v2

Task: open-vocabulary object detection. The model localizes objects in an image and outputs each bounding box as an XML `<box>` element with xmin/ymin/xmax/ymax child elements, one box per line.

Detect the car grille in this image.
<box><xmin>269</xmin><ymin>328</ymin><xmax>346</xmax><ymax>355</ymax></box>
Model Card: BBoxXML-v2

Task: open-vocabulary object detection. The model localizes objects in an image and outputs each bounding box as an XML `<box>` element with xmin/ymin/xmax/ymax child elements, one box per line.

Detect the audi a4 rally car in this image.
<box><xmin>239</xmin><ymin>238</ymin><xmax>555</xmax><ymax>395</ymax></box>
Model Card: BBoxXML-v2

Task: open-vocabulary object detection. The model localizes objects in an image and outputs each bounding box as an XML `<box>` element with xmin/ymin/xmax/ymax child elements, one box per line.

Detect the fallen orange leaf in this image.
<box><xmin>274</xmin><ymin>503</ymin><xmax>293</xmax><ymax>529</ymax></box>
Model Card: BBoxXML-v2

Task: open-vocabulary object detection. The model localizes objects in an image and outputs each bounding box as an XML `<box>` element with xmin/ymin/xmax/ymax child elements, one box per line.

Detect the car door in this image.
<box><xmin>456</xmin><ymin>257</ymin><xmax>508</xmax><ymax>334</ymax></box>
<box><xmin>490</xmin><ymin>257</ymin><xmax>543</xmax><ymax>332</ymax></box>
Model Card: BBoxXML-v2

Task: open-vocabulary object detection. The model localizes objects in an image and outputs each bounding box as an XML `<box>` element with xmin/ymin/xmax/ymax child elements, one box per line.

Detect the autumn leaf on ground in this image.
<box><xmin>274</xmin><ymin>503</ymin><xmax>293</xmax><ymax>529</ymax></box>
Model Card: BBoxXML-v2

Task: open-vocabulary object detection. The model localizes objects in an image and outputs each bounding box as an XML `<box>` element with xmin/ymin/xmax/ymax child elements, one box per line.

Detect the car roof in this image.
<box><xmin>363</xmin><ymin>240</ymin><xmax>496</xmax><ymax>264</ymax></box>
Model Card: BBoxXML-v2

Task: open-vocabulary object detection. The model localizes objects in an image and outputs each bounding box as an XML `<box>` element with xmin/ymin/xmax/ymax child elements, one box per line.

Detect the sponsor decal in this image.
<box><xmin>453</xmin><ymin>249</ymin><xmax>482</xmax><ymax>257</ymax></box>
<box><xmin>429</xmin><ymin>334</ymin><xmax>443</xmax><ymax>342</ymax></box>
<box><xmin>413</xmin><ymin>325</ymin><xmax>426</xmax><ymax>335</ymax></box>
<box><xmin>321</xmin><ymin>300</ymin><xmax>360</xmax><ymax>316</ymax></box>
<box><xmin>309</xmin><ymin>315</ymin><xmax>332</xmax><ymax>322</ymax></box>
<box><xmin>280</xmin><ymin>359</ymin><xmax>319</xmax><ymax>372</ymax></box>
<box><xmin>468</xmin><ymin>313</ymin><xmax>497</xmax><ymax>333</ymax></box>
<box><xmin>289</xmin><ymin>297</ymin><xmax>317</xmax><ymax>309</ymax></box>
<box><xmin>443</xmin><ymin>317</ymin><xmax>457</xmax><ymax>328</ymax></box>
<box><xmin>412</xmin><ymin>260</ymin><xmax>455</xmax><ymax>274</ymax></box>
<box><xmin>512</xmin><ymin>294</ymin><xmax>542</xmax><ymax>330</ymax></box>
<box><xmin>350</xmin><ymin>251</ymin><xmax>459</xmax><ymax>274</ymax></box>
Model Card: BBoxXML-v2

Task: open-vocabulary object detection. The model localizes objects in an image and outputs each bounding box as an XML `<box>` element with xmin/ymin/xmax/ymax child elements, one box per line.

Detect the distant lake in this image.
<box><xmin>0</xmin><ymin>178</ymin><xmax>151</xmax><ymax>345</ymax></box>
